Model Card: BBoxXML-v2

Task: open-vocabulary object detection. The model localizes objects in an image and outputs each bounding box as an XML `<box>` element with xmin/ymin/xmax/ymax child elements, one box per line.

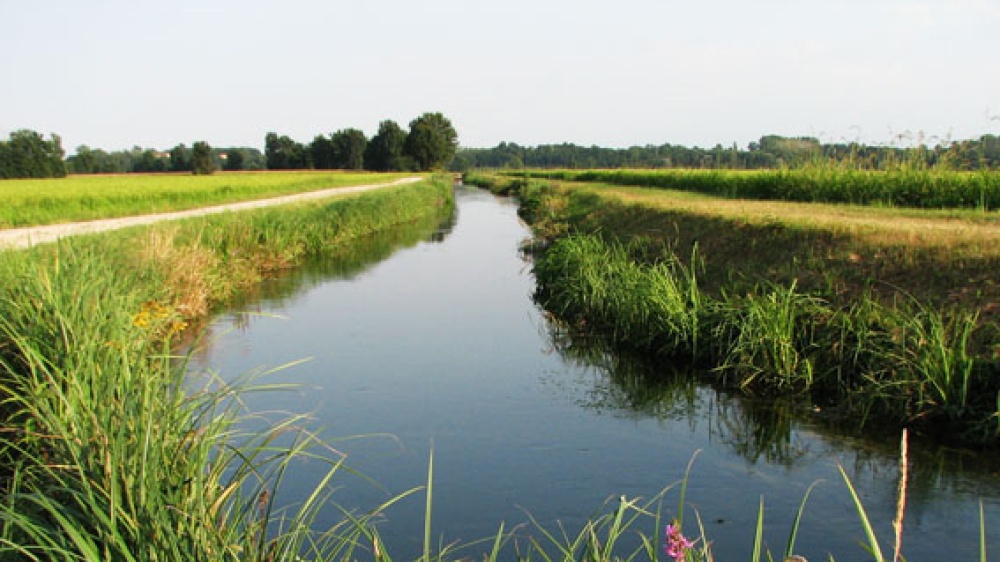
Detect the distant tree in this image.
<box><xmin>404</xmin><ymin>112</ymin><xmax>458</xmax><ymax>171</ymax></box>
<box><xmin>240</xmin><ymin>147</ymin><xmax>267</xmax><ymax>170</ymax></box>
<box><xmin>67</xmin><ymin>145</ymin><xmax>97</xmax><ymax>174</ymax></box>
<box><xmin>224</xmin><ymin>148</ymin><xmax>245</xmax><ymax>171</ymax></box>
<box><xmin>266</xmin><ymin>132</ymin><xmax>310</xmax><ymax>169</ymax></box>
<box><xmin>265</xmin><ymin>133</ymin><xmax>287</xmax><ymax>169</ymax></box>
<box><xmin>134</xmin><ymin>149</ymin><xmax>167</xmax><ymax>173</ymax></box>
<box><xmin>169</xmin><ymin>144</ymin><xmax>190</xmax><ymax>172</ymax></box>
<box><xmin>191</xmin><ymin>141</ymin><xmax>216</xmax><ymax>175</ymax></box>
<box><xmin>449</xmin><ymin>151</ymin><xmax>472</xmax><ymax>173</ymax></box>
<box><xmin>757</xmin><ymin>135</ymin><xmax>821</xmax><ymax>167</ymax></box>
<box><xmin>365</xmin><ymin>119</ymin><xmax>407</xmax><ymax>171</ymax></box>
<box><xmin>0</xmin><ymin>129</ymin><xmax>66</xmax><ymax>179</ymax></box>
<box><xmin>310</xmin><ymin>134</ymin><xmax>336</xmax><ymax>169</ymax></box>
<box><xmin>331</xmin><ymin>128</ymin><xmax>367</xmax><ymax>170</ymax></box>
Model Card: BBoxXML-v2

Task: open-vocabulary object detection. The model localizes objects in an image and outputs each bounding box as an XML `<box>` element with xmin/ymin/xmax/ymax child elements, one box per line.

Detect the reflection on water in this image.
<box><xmin>188</xmin><ymin>207</ymin><xmax>456</xmax><ymax>358</ymax></box>
<box><xmin>544</xmin><ymin>314</ymin><xmax>1000</xmax><ymax>502</ymax></box>
<box><xmin>190</xmin><ymin>187</ymin><xmax>999</xmax><ymax>561</ymax></box>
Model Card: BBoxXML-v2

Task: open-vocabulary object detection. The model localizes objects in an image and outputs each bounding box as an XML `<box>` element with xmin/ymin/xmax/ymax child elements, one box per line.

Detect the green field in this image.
<box><xmin>0</xmin><ymin>170</ymin><xmax>420</xmax><ymax>228</ymax></box>
<box><xmin>514</xmin><ymin>167</ymin><xmax>1000</xmax><ymax>210</ymax></box>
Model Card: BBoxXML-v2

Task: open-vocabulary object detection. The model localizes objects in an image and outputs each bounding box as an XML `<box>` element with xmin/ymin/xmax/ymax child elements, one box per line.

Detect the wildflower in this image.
<box><xmin>664</xmin><ymin>522</ymin><xmax>695</xmax><ymax>560</ymax></box>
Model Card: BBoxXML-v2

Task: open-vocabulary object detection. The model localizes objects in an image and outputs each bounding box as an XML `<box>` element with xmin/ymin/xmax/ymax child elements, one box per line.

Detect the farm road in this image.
<box><xmin>0</xmin><ymin>176</ymin><xmax>423</xmax><ymax>250</ymax></box>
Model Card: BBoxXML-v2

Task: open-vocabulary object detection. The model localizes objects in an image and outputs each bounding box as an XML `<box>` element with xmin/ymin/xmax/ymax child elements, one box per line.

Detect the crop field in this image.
<box><xmin>514</xmin><ymin>167</ymin><xmax>1000</xmax><ymax>210</ymax></box>
<box><xmin>0</xmin><ymin>170</ymin><xmax>419</xmax><ymax>228</ymax></box>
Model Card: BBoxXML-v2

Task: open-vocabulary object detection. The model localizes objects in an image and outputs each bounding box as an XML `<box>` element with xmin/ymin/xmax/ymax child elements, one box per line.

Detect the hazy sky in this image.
<box><xmin>2</xmin><ymin>0</ymin><xmax>998</xmax><ymax>152</ymax></box>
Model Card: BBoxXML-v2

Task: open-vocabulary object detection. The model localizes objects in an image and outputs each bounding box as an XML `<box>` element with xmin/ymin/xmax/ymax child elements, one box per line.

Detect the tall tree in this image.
<box><xmin>331</xmin><ymin>128</ymin><xmax>367</xmax><ymax>170</ymax></box>
<box><xmin>310</xmin><ymin>135</ymin><xmax>336</xmax><ymax>169</ymax></box>
<box><xmin>365</xmin><ymin>119</ymin><xmax>407</xmax><ymax>171</ymax></box>
<box><xmin>68</xmin><ymin>145</ymin><xmax>97</xmax><ymax>174</ymax></box>
<box><xmin>224</xmin><ymin>148</ymin><xmax>245</xmax><ymax>171</ymax></box>
<box><xmin>404</xmin><ymin>112</ymin><xmax>458</xmax><ymax>171</ymax></box>
<box><xmin>265</xmin><ymin>132</ymin><xmax>310</xmax><ymax>169</ymax></box>
<box><xmin>169</xmin><ymin>144</ymin><xmax>190</xmax><ymax>172</ymax></box>
<box><xmin>135</xmin><ymin>149</ymin><xmax>167</xmax><ymax>172</ymax></box>
<box><xmin>191</xmin><ymin>141</ymin><xmax>216</xmax><ymax>175</ymax></box>
<box><xmin>0</xmin><ymin>130</ymin><xmax>66</xmax><ymax>179</ymax></box>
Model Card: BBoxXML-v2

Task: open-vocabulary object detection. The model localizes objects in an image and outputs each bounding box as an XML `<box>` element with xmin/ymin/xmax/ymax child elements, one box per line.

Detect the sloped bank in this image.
<box><xmin>0</xmin><ymin>177</ymin><xmax>454</xmax><ymax>559</ymax></box>
<box><xmin>467</xmin><ymin>172</ymin><xmax>1000</xmax><ymax>446</ymax></box>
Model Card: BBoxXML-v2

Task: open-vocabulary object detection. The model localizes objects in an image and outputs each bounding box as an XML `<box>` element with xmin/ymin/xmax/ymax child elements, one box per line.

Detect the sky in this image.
<box><xmin>2</xmin><ymin>0</ymin><xmax>998</xmax><ymax>153</ymax></box>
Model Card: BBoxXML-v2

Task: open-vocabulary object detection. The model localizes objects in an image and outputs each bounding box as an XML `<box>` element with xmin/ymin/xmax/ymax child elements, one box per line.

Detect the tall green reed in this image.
<box><xmin>531</xmin><ymin>233</ymin><xmax>1000</xmax><ymax>444</ymax></box>
<box><xmin>0</xmin><ymin>178</ymin><xmax>454</xmax><ymax>560</ymax></box>
<box><xmin>718</xmin><ymin>283</ymin><xmax>822</xmax><ymax>392</ymax></box>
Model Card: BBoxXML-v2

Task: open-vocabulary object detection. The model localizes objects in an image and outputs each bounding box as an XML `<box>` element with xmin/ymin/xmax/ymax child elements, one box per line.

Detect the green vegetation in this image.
<box><xmin>0</xmin><ymin>177</ymin><xmax>454</xmax><ymax>559</ymax></box>
<box><xmin>365</xmin><ymin>120</ymin><xmax>410</xmax><ymax>172</ymax></box>
<box><xmin>267</xmin><ymin>112</ymin><xmax>458</xmax><ymax>172</ymax></box>
<box><xmin>467</xmin><ymin>171</ymin><xmax>1000</xmax><ymax>446</ymax></box>
<box><xmin>190</xmin><ymin>140</ymin><xmax>217</xmax><ymax>175</ymax></box>
<box><xmin>457</xmin><ymin>133</ymin><xmax>1000</xmax><ymax>171</ymax></box>
<box><xmin>0</xmin><ymin>171</ymin><xmax>416</xmax><ymax>228</ymax></box>
<box><xmin>0</xmin><ymin>169</ymin><xmax>990</xmax><ymax>559</ymax></box>
<box><xmin>403</xmin><ymin>112</ymin><xmax>459</xmax><ymax>172</ymax></box>
<box><xmin>66</xmin><ymin>143</ymin><xmax>266</xmax><ymax>175</ymax></box>
<box><xmin>512</xmin><ymin>167</ymin><xmax>1000</xmax><ymax>210</ymax></box>
<box><xmin>4</xmin><ymin>110</ymin><xmax>458</xmax><ymax>179</ymax></box>
<box><xmin>532</xmin><ymin>233</ymin><xmax>998</xmax><ymax>443</ymax></box>
<box><xmin>0</xmin><ymin>130</ymin><xmax>66</xmax><ymax>179</ymax></box>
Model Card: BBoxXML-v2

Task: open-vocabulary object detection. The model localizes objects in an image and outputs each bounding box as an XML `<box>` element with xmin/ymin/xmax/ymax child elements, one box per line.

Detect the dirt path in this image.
<box><xmin>0</xmin><ymin>177</ymin><xmax>423</xmax><ymax>250</ymax></box>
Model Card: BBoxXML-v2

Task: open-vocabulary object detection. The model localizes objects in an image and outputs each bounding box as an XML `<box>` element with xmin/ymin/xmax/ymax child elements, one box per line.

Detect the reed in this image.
<box><xmin>0</xmin><ymin>177</ymin><xmax>453</xmax><ymax>559</ymax></box>
<box><xmin>531</xmin><ymin>232</ymin><xmax>1000</xmax><ymax>444</ymax></box>
<box><xmin>1</xmin><ymin>171</ymin><xmax>989</xmax><ymax>559</ymax></box>
<box><xmin>718</xmin><ymin>283</ymin><xmax>822</xmax><ymax>392</ymax></box>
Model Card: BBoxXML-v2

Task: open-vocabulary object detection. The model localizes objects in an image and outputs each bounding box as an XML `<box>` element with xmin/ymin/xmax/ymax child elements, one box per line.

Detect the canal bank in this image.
<box><xmin>192</xmin><ymin>185</ymin><xmax>999</xmax><ymax>561</ymax></box>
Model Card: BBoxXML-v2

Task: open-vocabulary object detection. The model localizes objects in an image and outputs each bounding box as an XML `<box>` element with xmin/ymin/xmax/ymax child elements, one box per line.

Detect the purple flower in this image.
<box><xmin>665</xmin><ymin>522</ymin><xmax>695</xmax><ymax>560</ymax></box>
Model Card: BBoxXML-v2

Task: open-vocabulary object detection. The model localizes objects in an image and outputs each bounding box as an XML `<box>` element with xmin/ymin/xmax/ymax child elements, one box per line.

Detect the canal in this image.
<box><xmin>189</xmin><ymin>185</ymin><xmax>999</xmax><ymax>560</ymax></box>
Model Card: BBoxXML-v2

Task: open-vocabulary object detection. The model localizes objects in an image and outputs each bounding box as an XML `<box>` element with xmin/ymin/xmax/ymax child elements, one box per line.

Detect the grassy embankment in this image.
<box><xmin>0</xmin><ymin>174</ymin><xmax>454</xmax><ymax>560</ymax></box>
<box><xmin>467</xmin><ymin>170</ymin><xmax>1000</xmax><ymax>446</ymax></box>
<box><xmin>0</xmin><ymin>169</ymin><xmax>988</xmax><ymax>560</ymax></box>
<box><xmin>0</xmin><ymin>170</ymin><xmax>417</xmax><ymax>228</ymax></box>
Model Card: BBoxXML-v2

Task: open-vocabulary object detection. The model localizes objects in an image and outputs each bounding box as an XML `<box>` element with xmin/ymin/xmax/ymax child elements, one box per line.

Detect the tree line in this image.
<box><xmin>7</xmin><ymin>120</ymin><xmax>999</xmax><ymax>179</ymax></box>
<box><xmin>0</xmin><ymin>112</ymin><xmax>458</xmax><ymax>179</ymax></box>
<box><xmin>264</xmin><ymin>112</ymin><xmax>458</xmax><ymax>172</ymax></box>
<box><xmin>454</xmin><ymin>134</ymin><xmax>1000</xmax><ymax>172</ymax></box>
<box><xmin>63</xmin><ymin>143</ymin><xmax>266</xmax><ymax>175</ymax></box>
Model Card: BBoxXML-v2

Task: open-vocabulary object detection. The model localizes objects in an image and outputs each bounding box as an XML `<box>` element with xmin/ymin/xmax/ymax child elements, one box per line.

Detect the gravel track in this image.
<box><xmin>0</xmin><ymin>176</ymin><xmax>423</xmax><ymax>250</ymax></box>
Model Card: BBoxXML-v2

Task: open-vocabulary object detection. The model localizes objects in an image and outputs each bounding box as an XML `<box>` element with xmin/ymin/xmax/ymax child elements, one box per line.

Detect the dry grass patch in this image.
<box><xmin>135</xmin><ymin>227</ymin><xmax>223</xmax><ymax>318</ymax></box>
<box><xmin>593</xmin><ymin>184</ymin><xmax>1000</xmax><ymax>254</ymax></box>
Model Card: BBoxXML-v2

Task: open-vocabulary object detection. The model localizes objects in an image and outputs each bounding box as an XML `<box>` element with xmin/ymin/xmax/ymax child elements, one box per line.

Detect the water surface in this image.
<box><xmin>190</xmin><ymin>186</ymin><xmax>1000</xmax><ymax>560</ymax></box>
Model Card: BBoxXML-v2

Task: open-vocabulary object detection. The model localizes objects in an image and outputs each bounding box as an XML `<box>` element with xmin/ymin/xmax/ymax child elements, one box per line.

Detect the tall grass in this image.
<box><xmin>1</xmin><ymin>172</ymin><xmax>990</xmax><ymax>559</ymax></box>
<box><xmin>532</xmin><ymin>232</ymin><xmax>1000</xmax><ymax>444</ymax></box>
<box><xmin>0</xmin><ymin>178</ymin><xmax>452</xmax><ymax>559</ymax></box>
<box><xmin>515</xmin><ymin>168</ymin><xmax>1000</xmax><ymax>210</ymax></box>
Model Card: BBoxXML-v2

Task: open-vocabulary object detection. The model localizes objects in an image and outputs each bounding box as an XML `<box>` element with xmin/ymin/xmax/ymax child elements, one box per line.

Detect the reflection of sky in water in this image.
<box><xmin>189</xmin><ymin>187</ymin><xmax>1000</xmax><ymax>561</ymax></box>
